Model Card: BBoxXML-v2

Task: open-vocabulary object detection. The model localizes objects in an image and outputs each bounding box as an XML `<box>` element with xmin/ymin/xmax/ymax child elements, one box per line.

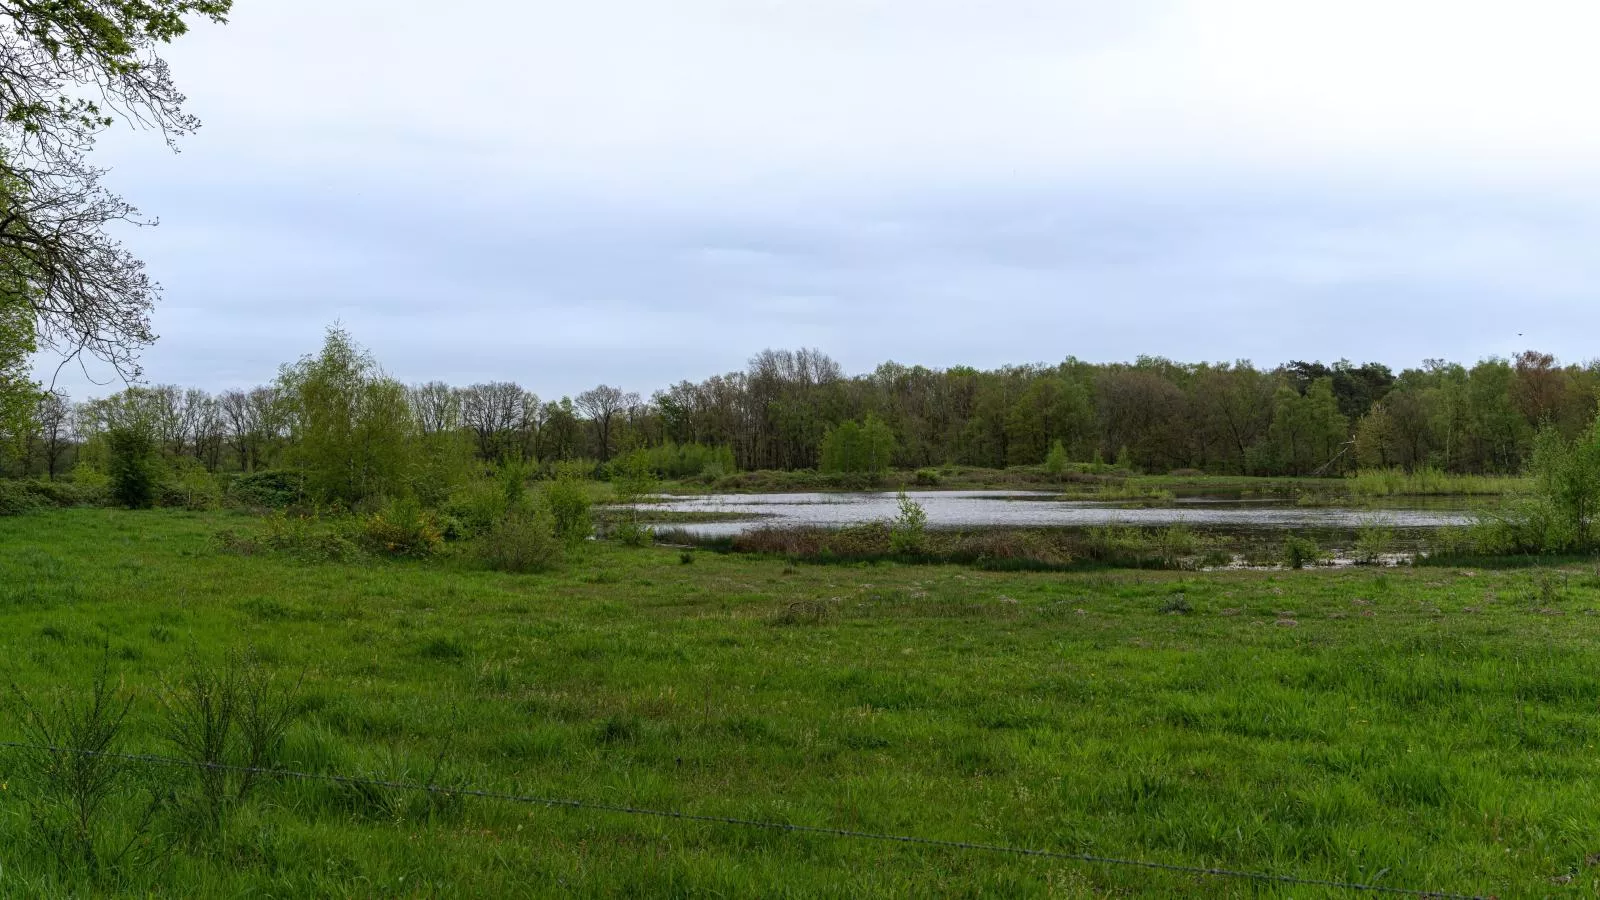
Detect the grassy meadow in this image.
<box><xmin>1</xmin><ymin>509</ymin><xmax>1597</xmax><ymax>897</ymax></box>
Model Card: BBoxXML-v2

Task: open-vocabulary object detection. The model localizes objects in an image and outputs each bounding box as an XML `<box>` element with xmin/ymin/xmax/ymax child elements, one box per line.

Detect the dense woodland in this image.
<box><xmin>1</xmin><ymin>334</ymin><xmax>1596</xmax><ymax>483</ymax></box>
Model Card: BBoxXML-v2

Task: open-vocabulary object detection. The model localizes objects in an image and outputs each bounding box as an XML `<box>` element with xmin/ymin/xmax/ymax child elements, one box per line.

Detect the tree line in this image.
<box><xmin>1</xmin><ymin>330</ymin><xmax>1595</xmax><ymax>482</ymax></box>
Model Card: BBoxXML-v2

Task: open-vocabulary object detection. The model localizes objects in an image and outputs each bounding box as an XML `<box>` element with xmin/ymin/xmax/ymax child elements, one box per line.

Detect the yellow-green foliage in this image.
<box><xmin>277</xmin><ymin>327</ymin><xmax>417</xmax><ymax>506</ymax></box>
<box><xmin>1349</xmin><ymin>467</ymin><xmax>1527</xmax><ymax>497</ymax></box>
<box><xmin>479</xmin><ymin>507</ymin><xmax>562</xmax><ymax>573</ymax></box>
<box><xmin>359</xmin><ymin>497</ymin><xmax>443</xmax><ymax>558</ymax></box>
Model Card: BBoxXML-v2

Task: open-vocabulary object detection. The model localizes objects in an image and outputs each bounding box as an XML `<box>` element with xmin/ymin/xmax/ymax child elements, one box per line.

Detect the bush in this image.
<box><xmin>0</xmin><ymin>479</ymin><xmax>44</xmax><ymax>515</ymax></box>
<box><xmin>1080</xmin><ymin>524</ymin><xmax>1201</xmax><ymax>569</ymax></box>
<box><xmin>1282</xmin><ymin>534</ymin><xmax>1324</xmax><ymax>569</ymax></box>
<box><xmin>479</xmin><ymin>509</ymin><xmax>562</xmax><ymax>573</ymax></box>
<box><xmin>162</xmin><ymin>461</ymin><xmax>223</xmax><ymax>511</ymax></box>
<box><xmin>225</xmin><ymin>470</ymin><xmax>305</xmax><ymax>509</ymax></box>
<box><xmin>1461</xmin><ymin>418</ymin><xmax>1600</xmax><ymax>554</ymax></box>
<box><xmin>617</xmin><ymin>441</ymin><xmax>737</xmax><ymax>480</ymax></box>
<box><xmin>107</xmin><ymin>426</ymin><xmax>159</xmax><ymax>509</ymax></box>
<box><xmin>497</xmin><ymin>455</ymin><xmax>533</xmax><ymax>510</ymax></box>
<box><xmin>544</xmin><ymin>476</ymin><xmax>592</xmax><ymax>545</ymax></box>
<box><xmin>1044</xmin><ymin>441</ymin><xmax>1068</xmax><ymax>477</ymax></box>
<box><xmin>443</xmin><ymin>476</ymin><xmax>509</xmax><ymax>538</ymax></box>
<box><xmin>26</xmin><ymin>478</ymin><xmax>107</xmax><ymax>508</ymax></box>
<box><xmin>913</xmin><ymin>468</ymin><xmax>942</xmax><ymax>487</ymax></box>
<box><xmin>360</xmin><ymin>497</ymin><xmax>444</xmax><ymax>558</ymax></box>
<box><xmin>889</xmin><ymin>491</ymin><xmax>928</xmax><ymax>555</ymax></box>
<box><xmin>1353</xmin><ymin>519</ymin><xmax>1395</xmax><ymax>565</ymax></box>
<box><xmin>608</xmin><ymin>454</ymin><xmax>657</xmax><ymax>547</ymax></box>
<box><xmin>256</xmin><ymin>512</ymin><xmax>364</xmax><ymax>563</ymax></box>
<box><xmin>611</xmin><ymin>518</ymin><xmax>654</xmax><ymax>548</ymax></box>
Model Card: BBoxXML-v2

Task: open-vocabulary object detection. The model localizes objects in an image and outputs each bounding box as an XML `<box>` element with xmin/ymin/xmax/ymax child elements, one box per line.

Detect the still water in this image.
<box><xmin>639</xmin><ymin>491</ymin><xmax>1476</xmax><ymax>538</ymax></box>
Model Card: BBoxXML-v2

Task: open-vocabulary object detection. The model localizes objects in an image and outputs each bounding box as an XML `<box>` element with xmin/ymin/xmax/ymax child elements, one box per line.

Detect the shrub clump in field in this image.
<box><xmin>0</xmin><ymin>479</ymin><xmax>108</xmax><ymax>515</ymax></box>
<box><xmin>225</xmin><ymin>470</ymin><xmax>306</xmax><ymax>509</ymax></box>
<box><xmin>913</xmin><ymin>468</ymin><xmax>942</xmax><ymax>487</ymax></box>
<box><xmin>1282</xmin><ymin>534</ymin><xmax>1324</xmax><ymax>569</ymax></box>
<box><xmin>442</xmin><ymin>476</ymin><xmax>508</xmax><ymax>539</ymax></box>
<box><xmin>1353</xmin><ymin>519</ymin><xmax>1396</xmax><ymax>565</ymax></box>
<box><xmin>360</xmin><ymin>497</ymin><xmax>444</xmax><ymax>558</ymax></box>
<box><xmin>162</xmin><ymin>460</ymin><xmax>223</xmax><ymax>511</ymax></box>
<box><xmin>608</xmin><ymin>454</ymin><xmax>657</xmax><ymax>547</ymax></box>
<box><xmin>157</xmin><ymin>651</ymin><xmax>305</xmax><ymax>830</ymax></box>
<box><xmin>772</xmin><ymin>598</ymin><xmax>837</xmax><ymax>626</ymax></box>
<box><xmin>248</xmin><ymin>512</ymin><xmax>364</xmax><ymax>562</ymax></box>
<box><xmin>480</xmin><ymin>507</ymin><xmax>562</xmax><ymax>573</ymax></box>
<box><xmin>889</xmin><ymin>491</ymin><xmax>928</xmax><ymax>556</ymax></box>
<box><xmin>1044</xmin><ymin>440</ymin><xmax>1069</xmax><ymax>478</ymax></box>
<box><xmin>0</xmin><ymin>479</ymin><xmax>45</xmax><ymax>516</ymax></box>
<box><xmin>107</xmin><ymin>425</ymin><xmax>160</xmax><ymax>509</ymax></box>
<box><xmin>544</xmin><ymin>474</ymin><xmax>593</xmax><ymax>545</ymax></box>
<box><xmin>1159</xmin><ymin>593</ymin><xmax>1193</xmax><ymax>615</ymax></box>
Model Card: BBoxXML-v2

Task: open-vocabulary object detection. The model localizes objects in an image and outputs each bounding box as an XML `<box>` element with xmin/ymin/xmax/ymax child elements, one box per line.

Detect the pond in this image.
<box><xmin>632</xmin><ymin>491</ymin><xmax>1478</xmax><ymax>539</ymax></box>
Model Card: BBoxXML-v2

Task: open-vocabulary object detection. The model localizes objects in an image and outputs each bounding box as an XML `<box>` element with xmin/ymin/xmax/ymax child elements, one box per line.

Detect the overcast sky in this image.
<box><xmin>43</xmin><ymin>0</ymin><xmax>1600</xmax><ymax>398</ymax></box>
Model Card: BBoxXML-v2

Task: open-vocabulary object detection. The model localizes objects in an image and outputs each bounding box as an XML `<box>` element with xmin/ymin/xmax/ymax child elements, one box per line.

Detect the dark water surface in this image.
<box><xmin>638</xmin><ymin>491</ymin><xmax>1476</xmax><ymax>539</ymax></box>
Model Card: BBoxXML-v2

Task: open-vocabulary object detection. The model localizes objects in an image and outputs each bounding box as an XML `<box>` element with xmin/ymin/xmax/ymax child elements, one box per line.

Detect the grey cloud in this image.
<box><xmin>36</xmin><ymin>2</ymin><xmax>1600</xmax><ymax>397</ymax></box>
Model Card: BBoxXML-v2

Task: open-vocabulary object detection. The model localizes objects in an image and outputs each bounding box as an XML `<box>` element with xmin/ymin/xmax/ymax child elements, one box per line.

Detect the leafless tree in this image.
<box><xmin>408</xmin><ymin>381</ymin><xmax>460</xmax><ymax>435</ymax></box>
<box><xmin>460</xmin><ymin>381</ymin><xmax>537</xmax><ymax>461</ymax></box>
<box><xmin>35</xmin><ymin>388</ymin><xmax>71</xmax><ymax>478</ymax></box>
<box><xmin>575</xmin><ymin>384</ymin><xmax>637</xmax><ymax>462</ymax></box>
<box><xmin>219</xmin><ymin>386</ymin><xmax>279</xmax><ymax>472</ymax></box>
<box><xmin>0</xmin><ymin>2</ymin><xmax>233</xmax><ymax>377</ymax></box>
<box><xmin>186</xmin><ymin>388</ymin><xmax>223</xmax><ymax>470</ymax></box>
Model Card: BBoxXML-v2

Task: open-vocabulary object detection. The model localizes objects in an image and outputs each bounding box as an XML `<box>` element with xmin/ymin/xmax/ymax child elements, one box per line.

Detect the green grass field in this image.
<box><xmin>2</xmin><ymin>509</ymin><xmax>1597</xmax><ymax>897</ymax></box>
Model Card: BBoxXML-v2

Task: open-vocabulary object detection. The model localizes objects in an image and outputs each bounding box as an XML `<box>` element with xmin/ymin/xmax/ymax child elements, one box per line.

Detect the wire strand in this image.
<box><xmin>0</xmin><ymin>741</ymin><xmax>1487</xmax><ymax>899</ymax></box>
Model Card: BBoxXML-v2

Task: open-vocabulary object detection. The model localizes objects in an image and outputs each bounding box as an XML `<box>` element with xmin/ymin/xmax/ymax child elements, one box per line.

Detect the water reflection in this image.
<box><xmin>634</xmin><ymin>491</ymin><xmax>1476</xmax><ymax>538</ymax></box>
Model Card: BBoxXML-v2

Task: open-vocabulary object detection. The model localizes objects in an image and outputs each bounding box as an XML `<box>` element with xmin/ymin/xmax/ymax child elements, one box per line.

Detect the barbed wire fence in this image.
<box><xmin>0</xmin><ymin>740</ymin><xmax>1490</xmax><ymax>899</ymax></box>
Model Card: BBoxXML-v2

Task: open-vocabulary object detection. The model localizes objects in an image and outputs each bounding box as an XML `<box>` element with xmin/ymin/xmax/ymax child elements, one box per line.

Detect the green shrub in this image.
<box><xmin>498</xmin><ymin>455</ymin><xmax>533</xmax><ymax>510</ymax></box>
<box><xmin>1081</xmin><ymin>524</ymin><xmax>1203</xmax><ymax>569</ymax></box>
<box><xmin>1282</xmin><ymin>534</ymin><xmax>1324</xmax><ymax>569</ymax></box>
<box><xmin>544</xmin><ymin>476</ymin><xmax>592</xmax><ymax>545</ymax></box>
<box><xmin>0</xmin><ymin>479</ymin><xmax>44</xmax><ymax>516</ymax></box>
<box><xmin>480</xmin><ymin>509</ymin><xmax>562</xmax><ymax>573</ymax></box>
<box><xmin>107</xmin><ymin>426</ymin><xmax>159</xmax><ymax>509</ymax></box>
<box><xmin>616</xmin><ymin>441</ymin><xmax>736</xmax><ymax>480</ymax></box>
<box><xmin>608</xmin><ymin>453</ymin><xmax>657</xmax><ymax>547</ymax></box>
<box><xmin>25</xmin><ymin>478</ymin><xmax>106</xmax><ymax>508</ymax></box>
<box><xmin>889</xmin><ymin>491</ymin><xmax>928</xmax><ymax>555</ymax></box>
<box><xmin>1157</xmin><ymin>524</ymin><xmax>1198</xmax><ymax>559</ymax></box>
<box><xmin>443</xmin><ymin>476</ymin><xmax>509</xmax><ymax>538</ymax></box>
<box><xmin>225</xmin><ymin>470</ymin><xmax>305</xmax><ymax>509</ymax></box>
<box><xmin>1458</xmin><ymin>418</ymin><xmax>1600</xmax><ymax>555</ymax></box>
<box><xmin>360</xmin><ymin>497</ymin><xmax>444</xmax><ymax>558</ymax></box>
<box><xmin>611</xmin><ymin>518</ymin><xmax>654</xmax><ymax>548</ymax></box>
<box><xmin>913</xmin><ymin>468</ymin><xmax>941</xmax><ymax>487</ymax></box>
<box><xmin>1354</xmin><ymin>519</ymin><xmax>1395</xmax><ymax>565</ymax></box>
<box><xmin>1044</xmin><ymin>440</ymin><xmax>1068</xmax><ymax>477</ymax></box>
<box><xmin>163</xmin><ymin>460</ymin><xmax>223</xmax><ymax>511</ymax></box>
<box><xmin>257</xmin><ymin>512</ymin><xmax>364</xmax><ymax>563</ymax></box>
